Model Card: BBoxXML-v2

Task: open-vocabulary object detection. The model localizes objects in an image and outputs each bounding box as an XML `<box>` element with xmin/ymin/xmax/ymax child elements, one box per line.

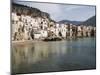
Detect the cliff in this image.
<box><xmin>12</xmin><ymin>3</ymin><xmax>53</xmax><ymax>21</ymax></box>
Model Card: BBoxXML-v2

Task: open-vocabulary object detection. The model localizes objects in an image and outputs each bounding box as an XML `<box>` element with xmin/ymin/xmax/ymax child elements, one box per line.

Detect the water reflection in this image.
<box><xmin>12</xmin><ymin>38</ymin><xmax>96</xmax><ymax>74</ymax></box>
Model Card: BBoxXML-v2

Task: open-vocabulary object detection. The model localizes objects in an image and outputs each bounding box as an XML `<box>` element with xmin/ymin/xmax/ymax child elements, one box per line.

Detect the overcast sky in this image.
<box><xmin>13</xmin><ymin>0</ymin><xmax>96</xmax><ymax>22</ymax></box>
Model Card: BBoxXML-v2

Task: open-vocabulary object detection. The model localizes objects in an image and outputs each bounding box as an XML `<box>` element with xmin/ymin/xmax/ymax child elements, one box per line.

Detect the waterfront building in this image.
<box><xmin>77</xmin><ymin>26</ymin><xmax>83</xmax><ymax>37</ymax></box>
<box><xmin>12</xmin><ymin>12</ymin><xmax>96</xmax><ymax>41</ymax></box>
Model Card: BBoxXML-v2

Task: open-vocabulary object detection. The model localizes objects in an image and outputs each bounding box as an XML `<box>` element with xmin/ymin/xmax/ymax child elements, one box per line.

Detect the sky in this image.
<box><xmin>13</xmin><ymin>0</ymin><xmax>96</xmax><ymax>22</ymax></box>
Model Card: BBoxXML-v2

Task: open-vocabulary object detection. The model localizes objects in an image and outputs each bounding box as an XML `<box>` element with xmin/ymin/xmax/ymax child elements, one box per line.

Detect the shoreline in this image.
<box><xmin>12</xmin><ymin>37</ymin><xmax>95</xmax><ymax>45</ymax></box>
<box><xmin>12</xmin><ymin>40</ymin><xmax>44</xmax><ymax>45</ymax></box>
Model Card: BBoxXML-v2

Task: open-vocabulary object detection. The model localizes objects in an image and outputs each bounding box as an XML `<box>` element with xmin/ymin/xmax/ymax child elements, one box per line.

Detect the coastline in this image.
<box><xmin>12</xmin><ymin>37</ymin><xmax>96</xmax><ymax>45</ymax></box>
<box><xmin>12</xmin><ymin>40</ymin><xmax>44</xmax><ymax>45</ymax></box>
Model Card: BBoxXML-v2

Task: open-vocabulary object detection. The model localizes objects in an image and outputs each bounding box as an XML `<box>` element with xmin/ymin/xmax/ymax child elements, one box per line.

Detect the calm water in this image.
<box><xmin>11</xmin><ymin>37</ymin><xmax>96</xmax><ymax>74</ymax></box>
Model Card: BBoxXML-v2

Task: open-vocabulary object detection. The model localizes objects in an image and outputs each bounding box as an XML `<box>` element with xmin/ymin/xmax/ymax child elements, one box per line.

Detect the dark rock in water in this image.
<box><xmin>43</xmin><ymin>37</ymin><xmax>62</xmax><ymax>41</ymax></box>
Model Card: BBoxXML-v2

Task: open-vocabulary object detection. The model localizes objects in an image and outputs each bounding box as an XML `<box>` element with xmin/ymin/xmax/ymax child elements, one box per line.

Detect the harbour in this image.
<box><xmin>12</xmin><ymin>37</ymin><xmax>96</xmax><ymax>74</ymax></box>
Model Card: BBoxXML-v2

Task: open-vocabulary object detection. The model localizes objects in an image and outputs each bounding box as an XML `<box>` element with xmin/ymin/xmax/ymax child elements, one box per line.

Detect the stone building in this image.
<box><xmin>12</xmin><ymin>3</ymin><xmax>96</xmax><ymax>41</ymax></box>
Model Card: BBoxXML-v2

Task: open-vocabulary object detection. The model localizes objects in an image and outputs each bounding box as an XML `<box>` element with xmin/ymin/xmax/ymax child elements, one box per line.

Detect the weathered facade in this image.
<box><xmin>12</xmin><ymin>3</ymin><xmax>96</xmax><ymax>41</ymax></box>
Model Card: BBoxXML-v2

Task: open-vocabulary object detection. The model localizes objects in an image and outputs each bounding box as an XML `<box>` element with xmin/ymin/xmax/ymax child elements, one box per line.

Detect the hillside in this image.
<box><xmin>82</xmin><ymin>15</ymin><xmax>96</xmax><ymax>26</ymax></box>
<box><xmin>12</xmin><ymin>3</ymin><xmax>54</xmax><ymax>22</ymax></box>
<box><xmin>58</xmin><ymin>20</ymin><xmax>82</xmax><ymax>25</ymax></box>
<box><xmin>12</xmin><ymin>3</ymin><xmax>96</xmax><ymax>27</ymax></box>
<box><xmin>58</xmin><ymin>15</ymin><xmax>96</xmax><ymax>26</ymax></box>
